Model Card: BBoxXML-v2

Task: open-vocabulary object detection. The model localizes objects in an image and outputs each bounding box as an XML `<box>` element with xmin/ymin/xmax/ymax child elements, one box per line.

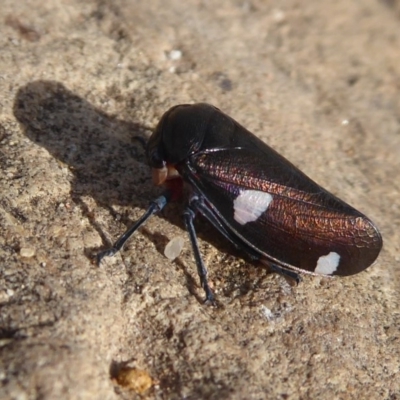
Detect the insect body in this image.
<box><xmin>97</xmin><ymin>103</ymin><xmax>382</xmax><ymax>304</ymax></box>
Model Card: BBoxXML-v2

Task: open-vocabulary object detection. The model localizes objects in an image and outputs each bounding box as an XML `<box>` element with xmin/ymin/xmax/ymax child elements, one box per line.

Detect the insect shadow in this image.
<box><xmin>13</xmin><ymin>80</ymin><xmax>257</xmax><ymax>301</ymax></box>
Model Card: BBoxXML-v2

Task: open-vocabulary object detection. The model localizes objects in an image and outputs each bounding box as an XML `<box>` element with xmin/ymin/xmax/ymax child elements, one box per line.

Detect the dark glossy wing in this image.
<box><xmin>183</xmin><ymin>148</ymin><xmax>382</xmax><ymax>276</ymax></box>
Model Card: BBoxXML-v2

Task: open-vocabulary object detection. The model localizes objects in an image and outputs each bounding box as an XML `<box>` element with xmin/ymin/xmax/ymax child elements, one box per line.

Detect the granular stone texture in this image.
<box><xmin>0</xmin><ymin>1</ymin><xmax>399</xmax><ymax>399</ymax></box>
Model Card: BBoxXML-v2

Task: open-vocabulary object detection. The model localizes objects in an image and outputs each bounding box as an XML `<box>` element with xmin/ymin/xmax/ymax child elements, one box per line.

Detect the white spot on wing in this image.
<box><xmin>233</xmin><ymin>190</ymin><xmax>273</xmax><ymax>225</ymax></box>
<box><xmin>315</xmin><ymin>252</ymin><xmax>341</xmax><ymax>275</ymax></box>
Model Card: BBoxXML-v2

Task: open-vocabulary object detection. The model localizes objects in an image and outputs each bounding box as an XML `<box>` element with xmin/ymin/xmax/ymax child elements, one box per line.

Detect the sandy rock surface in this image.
<box><xmin>0</xmin><ymin>1</ymin><xmax>399</xmax><ymax>399</ymax></box>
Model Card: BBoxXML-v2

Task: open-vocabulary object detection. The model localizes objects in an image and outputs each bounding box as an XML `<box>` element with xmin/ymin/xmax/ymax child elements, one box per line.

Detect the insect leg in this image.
<box><xmin>189</xmin><ymin>197</ymin><xmax>260</xmax><ymax>261</ymax></box>
<box><xmin>183</xmin><ymin>206</ymin><xmax>215</xmax><ymax>305</ymax></box>
<box><xmin>268</xmin><ymin>263</ymin><xmax>302</xmax><ymax>284</ymax></box>
<box><xmin>97</xmin><ymin>193</ymin><xmax>170</xmax><ymax>264</ymax></box>
<box><xmin>191</xmin><ymin>197</ymin><xmax>301</xmax><ymax>284</ymax></box>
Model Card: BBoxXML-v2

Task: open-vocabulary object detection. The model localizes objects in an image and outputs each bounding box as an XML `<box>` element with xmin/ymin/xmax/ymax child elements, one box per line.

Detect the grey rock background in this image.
<box><xmin>0</xmin><ymin>0</ymin><xmax>399</xmax><ymax>399</ymax></box>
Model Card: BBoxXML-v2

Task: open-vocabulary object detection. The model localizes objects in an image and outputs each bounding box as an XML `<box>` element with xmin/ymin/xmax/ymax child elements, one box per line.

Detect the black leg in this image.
<box><xmin>183</xmin><ymin>206</ymin><xmax>216</xmax><ymax>305</ymax></box>
<box><xmin>97</xmin><ymin>193</ymin><xmax>170</xmax><ymax>264</ymax></box>
<box><xmin>187</xmin><ymin>197</ymin><xmax>301</xmax><ymax>295</ymax></box>
<box><xmin>268</xmin><ymin>263</ymin><xmax>302</xmax><ymax>284</ymax></box>
<box><xmin>189</xmin><ymin>197</ymin><xmax>260</xmax><ymax>261</ymax></box>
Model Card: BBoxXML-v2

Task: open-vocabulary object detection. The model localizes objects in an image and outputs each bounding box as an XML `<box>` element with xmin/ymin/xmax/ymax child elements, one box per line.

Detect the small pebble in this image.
<box><xmin>115</xmin><ymin>367</ymin><xmax>153</xmax><ymax>393</ymax></box>
<box><xmin>168</xmin><ymin>49</ymin><xmax>182</xmax><ymax>60</ymax></box>
<box><xmin>20</xmin><ymin>247</ymin><xmax>35</xmax><ymax>258</ymax></box>
<box><xmin>164</xmin><ymin>236</ymin><xmax>185</xmax><ymax>260</ymax></box>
